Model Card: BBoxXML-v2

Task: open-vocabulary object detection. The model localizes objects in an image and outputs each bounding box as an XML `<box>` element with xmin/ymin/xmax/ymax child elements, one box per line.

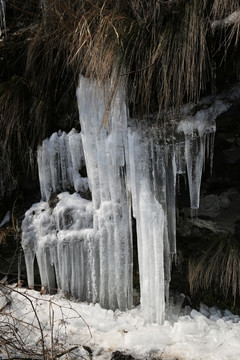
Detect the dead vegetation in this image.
<box><xmin>1</xmin><ymin>0</ymin><xmax>240</xmax><ymax>199</ymax></box>
<box><xmin>189</xmin><ymin>235</ymin><xmax>240</xmax><ymax>305</ymax></box>
<box><xmin>0</xmin><ymin>284</ymin><xmax>92</xmax><ymax>359</ymax></box>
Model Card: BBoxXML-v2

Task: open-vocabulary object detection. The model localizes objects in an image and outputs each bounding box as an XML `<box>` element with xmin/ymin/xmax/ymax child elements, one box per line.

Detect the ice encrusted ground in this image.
<box><xmin>1</xmin><ymin>286</ymin><xmax>240</xmax><ymax>360</ymax></box>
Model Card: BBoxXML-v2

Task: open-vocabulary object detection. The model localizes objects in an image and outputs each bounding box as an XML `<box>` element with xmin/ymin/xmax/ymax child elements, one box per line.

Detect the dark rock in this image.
<box><xmin>78</xmin><ymin>189</ymin><xmax>92</xmax><ymax>201</ymax></box>
<box><xmin>111</xmin><ymin>351</ymin><xmax>136</xmax><ymax>360</ymax></box>
<box><xmin>48</xmin><ymin>192</ymin><xmax>59</xmax><ymax>210</ymax></box>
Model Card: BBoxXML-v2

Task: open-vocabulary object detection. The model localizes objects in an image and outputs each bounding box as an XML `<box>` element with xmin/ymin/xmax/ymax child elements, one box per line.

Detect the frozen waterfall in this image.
<box><xmin>22</xmin><ymin>76</ymin><xmax>238</xmax><ymax>324</ymax></box>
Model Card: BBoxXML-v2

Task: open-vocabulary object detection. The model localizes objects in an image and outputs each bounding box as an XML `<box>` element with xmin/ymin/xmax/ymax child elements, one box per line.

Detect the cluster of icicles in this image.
<box><xmin>22</xmin><ymin>76</ymin><xmax>235</xmax><ymax>324</ymax></box>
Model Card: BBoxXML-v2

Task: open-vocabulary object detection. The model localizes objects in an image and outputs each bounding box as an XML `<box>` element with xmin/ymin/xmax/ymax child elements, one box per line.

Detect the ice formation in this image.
<box><xmin>22</xmin><ymin>76</ymin><xmax>237</xmax><ymax>324</ymax></box>
<box><xmin>38</xmin><ymin>129</ymin><xmax>88</xmax><ymax>201</ymax></box>
<box><xmin>22</xmin><ymin>193</ymin><xmax>94</xmax><ymax>299</ymax></box>
<box><xmin>0</xmin><ymin>0</ymin><xmax>6</xmax><ymax>38</ymax></box>
<box><xmin>23</xmin><ymin>79</ymin><xmax>133</xmax><ymax>312</ymax></box>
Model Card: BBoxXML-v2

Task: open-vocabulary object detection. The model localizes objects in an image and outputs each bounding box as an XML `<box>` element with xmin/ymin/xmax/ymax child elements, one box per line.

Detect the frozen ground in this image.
<box><xmin>1</xmin><ymin>286</ymin><xmax>240</xmax><ymax>360</ymax></box>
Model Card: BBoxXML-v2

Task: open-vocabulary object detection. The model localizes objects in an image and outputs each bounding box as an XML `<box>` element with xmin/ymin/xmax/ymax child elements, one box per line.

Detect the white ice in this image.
<box><xmin>37</xmin><ymin>129</ymin><xmax>88</xmax><ymax>201</ymax></box>
<box><xmin>77</xmin><ymin>77</ymin><xmax>132</xmax><ymax>311</ymax></box>
<box><xmin>1</xmin><ymin>287</ymin><xmax>240</xmax><ymax>360</ymax></box>
<box><xmin>21</xmin><ymin>192</ymin><xmax>94</xmax><ymax>297</ymax></box>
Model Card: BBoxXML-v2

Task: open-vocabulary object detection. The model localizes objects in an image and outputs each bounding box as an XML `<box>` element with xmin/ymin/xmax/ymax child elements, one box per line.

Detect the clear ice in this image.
<box><xmin>22</xmin><ymin>76</ymin><xmax>236</xmax><ymax>324</ymax></box>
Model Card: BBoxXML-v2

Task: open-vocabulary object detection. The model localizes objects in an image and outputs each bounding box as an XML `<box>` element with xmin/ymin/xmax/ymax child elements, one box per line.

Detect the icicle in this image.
<box><xmin>165</xmin><ymin>145</ymin><xmax>177</xmax><ymax>254</ymax></box>
<box><xmin>0</xmin><ymin>0</ymin><xmax>7</xmax><ymax>39</ymax></box>
<box><xmin>184</xmin><ymin>131</ymin><xmax>204</xmax><ymax>209</ymax></box>
<box><xmin>38</xmin><ymin>130</ymin><xmax>88</xmax><ymax>201</ymax></box>
<box><xmin>23</xmin><ymin>249</ymin><xmax>35</xmax><ymax>289</ymax></box>
<box><xmin>17</xmin><ymin>249</ymin><xmax>22</xmax><ymax>285</ymax></box>
<box><xmin>139</xmin><ymin>182</ymin><xmax>165</xmax><ymax>324</ymax></box>
<box><xmin>128</xmin><ymin>129</ymin><xmax>166</xmax><ymax>324</ymax></box>
<box><xmin>176</xmin><ymin>141</ymin><xmax>186</xmax><ymax>175</ymax></box>
<box><xmin>210</xmin><ymin>131</ymin><xmax>216</xmax><ymax>175</ymax></box>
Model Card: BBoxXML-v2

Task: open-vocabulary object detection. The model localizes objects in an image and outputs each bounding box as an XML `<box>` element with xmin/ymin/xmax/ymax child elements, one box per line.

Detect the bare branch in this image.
<box><xmin>0</xmin><ymin>285</ymin><xmax>91</xmax><ymax>360</ymax></box>
<box><xmin>55</xmin><ymin>345</ymin><xmax>78</xmax><ymax>358</ymax></box>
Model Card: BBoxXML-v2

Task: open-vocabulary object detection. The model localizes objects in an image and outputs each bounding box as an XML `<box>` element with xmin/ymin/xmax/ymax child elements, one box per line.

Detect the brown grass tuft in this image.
<box><xmin>189</xmin><ymin>235</ymin><xmax>240</xmax><ymax>305</ymax></box>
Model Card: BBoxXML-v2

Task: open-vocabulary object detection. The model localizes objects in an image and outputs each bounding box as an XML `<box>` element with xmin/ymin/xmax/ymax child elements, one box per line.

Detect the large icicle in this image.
<box><xmin>177</xmin><ymin>99</ymin><xmax>229</xmax><ymax>210</ymax></box>
<box><xmin>77</xmin><ymin>76</ymin><xmax>132</xmax><ymax>311</ymax></box>
<box><xmin>128</xmin><ymin>129</ymin><xmax>166</xmax><ymax>324</ymax></box>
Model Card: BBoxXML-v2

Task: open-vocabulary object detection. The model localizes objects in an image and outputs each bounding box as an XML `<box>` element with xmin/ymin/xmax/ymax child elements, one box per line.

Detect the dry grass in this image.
<box><xmin>37</xmin><ymin>1</ymin><xmax>240</xmax><ymax>118</ymax></box>
<box><xmin>0</xmin><ymin>75</ymin><xmax>42</xmax><ymax>197</ymax></box>
<box><xmin>1</xmin><ymin>0</ymin><xmax>240</xmax><ymax>197</ymax></box>
<box><xmin>189</xmin><ymin>235</ymin><xmax>240</xmax><ymax>305</ymax></box>
<box><xmin>0</xmin><ymin>285</ymin><xmax>92</xmax><ymax>359</ymax></box>
<box><xmin>0</xmin><ymin>227</ymin><xmax>15</xmax><ymax>245</ymax></box>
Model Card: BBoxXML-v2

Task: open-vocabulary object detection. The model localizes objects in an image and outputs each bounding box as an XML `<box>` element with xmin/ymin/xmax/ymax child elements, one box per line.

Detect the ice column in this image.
<box><xmin>128</xmin><ymin>129</ymin><xmax>166</xmax><ymax>324</ymax></box>
<box><xmin>77</xmin><ymin>76</ymin><xmax>133</xmax><ymax>311</ymax></box>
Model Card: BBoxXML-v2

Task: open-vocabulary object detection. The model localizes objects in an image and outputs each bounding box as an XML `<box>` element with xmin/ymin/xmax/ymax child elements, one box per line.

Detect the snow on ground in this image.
<box><xmin>1</xmin><ymin>287</ymin><xmax>240</xmax><ymax>360</ymax></box>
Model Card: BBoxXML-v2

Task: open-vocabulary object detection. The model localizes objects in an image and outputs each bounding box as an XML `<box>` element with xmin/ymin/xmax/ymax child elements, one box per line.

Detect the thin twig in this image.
<box><xmin>3</xmin><ymin>285</ymin><xmax>46</xmax><ymax>360</ymax></box>
<box><xmin>55</xmin><ymin>345</ymin><xmax>79</xmax><ymax>358</ymax></box>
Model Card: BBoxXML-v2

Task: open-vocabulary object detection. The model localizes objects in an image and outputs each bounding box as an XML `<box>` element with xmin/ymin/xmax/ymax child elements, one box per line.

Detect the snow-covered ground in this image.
<box><xmin>1</xmin><ymin>286</ymin><xmax>240</xmax><ymax>360</ymax></box>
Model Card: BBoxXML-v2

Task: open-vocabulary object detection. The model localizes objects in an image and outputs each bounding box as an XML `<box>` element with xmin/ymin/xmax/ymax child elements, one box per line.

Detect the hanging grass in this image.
<box><xmin>189</xmin><ymin>235</ymin><xmax>240</xmax><ymax>305</ymax></box>
<box><xmin>24</xmin><ymin>0</ymin><xmax>240</xmax><ymax>120</ymax></box>
<box><xmin>1</xmin><ymin>0</ymin><xmax>240</xmax><ymax>199</ymax></box>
